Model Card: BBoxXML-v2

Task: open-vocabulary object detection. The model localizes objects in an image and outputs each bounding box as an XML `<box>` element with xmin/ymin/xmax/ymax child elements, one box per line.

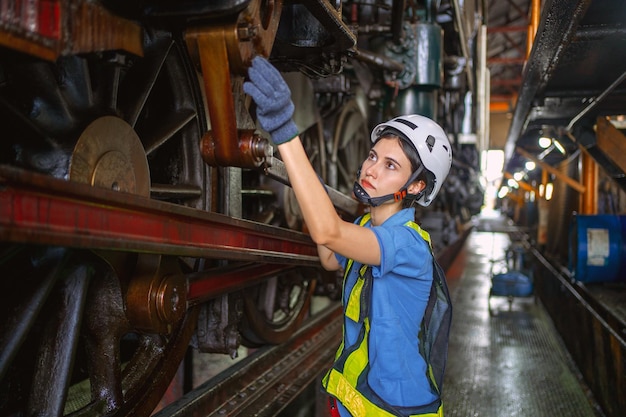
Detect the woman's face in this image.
<box><xmin>359</xmin><ymin>137</ymin><xmax>414</xmax><ymax>199</ymax></box>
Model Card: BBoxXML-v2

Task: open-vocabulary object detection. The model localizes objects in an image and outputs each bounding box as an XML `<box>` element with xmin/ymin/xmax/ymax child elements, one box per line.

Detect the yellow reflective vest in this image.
<box><xmin>322</xmin><ymin>213</ymin><xmax>444</xmax><ymax>417</ymax></box>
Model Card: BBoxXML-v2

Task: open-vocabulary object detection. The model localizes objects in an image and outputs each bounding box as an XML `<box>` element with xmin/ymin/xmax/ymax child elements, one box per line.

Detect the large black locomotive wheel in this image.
<box><xmin>0</xmin><ymin>30</ymin><xmax>207</xmax><ymax>416</ymax></box>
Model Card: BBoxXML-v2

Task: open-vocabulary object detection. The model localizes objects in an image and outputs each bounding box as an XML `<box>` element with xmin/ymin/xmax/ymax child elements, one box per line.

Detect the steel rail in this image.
<box><xmin>0</xmin><ymin>164</ymin><xmax>319</xmax><ymax>265</ymax></box>
<box><xmin>154</xmin><ymin>302</ymin><xmax>343</xmax><ymax>417</ymax></box>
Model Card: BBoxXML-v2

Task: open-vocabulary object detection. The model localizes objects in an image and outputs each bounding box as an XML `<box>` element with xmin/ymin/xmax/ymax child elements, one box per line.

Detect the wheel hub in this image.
<box><xmin>69</xmin><ymin>116</ymin><xmax>150</xmax><ymax>197</ymax></box>
<box><xmin>126</xmin><ymin>255</ymin><xmax>187</xmax><ymax>334</ymax></box>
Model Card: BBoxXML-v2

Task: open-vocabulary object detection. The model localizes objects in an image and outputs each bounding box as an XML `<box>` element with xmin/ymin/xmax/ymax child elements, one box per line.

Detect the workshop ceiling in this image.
<box><xmin>490</xmin><ymin>0</ymin><xmax>626</xmax><ymax>189</ymax></box>
<box><xmin>487</xmin><ymin>0</ymin><xmax>531</xmax><ymax>151</ymax></box>
<box><xmin>487</xmin><ymin>0</ymin><xmax>529</xmax><ymax>113</ymax></box>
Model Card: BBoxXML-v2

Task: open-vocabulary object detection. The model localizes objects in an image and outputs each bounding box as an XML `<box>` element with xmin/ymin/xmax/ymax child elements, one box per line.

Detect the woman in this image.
<box><xmin>244</xmin><ymin>56</ymin><xmax>452</xmax><ymax>417</ymax></box>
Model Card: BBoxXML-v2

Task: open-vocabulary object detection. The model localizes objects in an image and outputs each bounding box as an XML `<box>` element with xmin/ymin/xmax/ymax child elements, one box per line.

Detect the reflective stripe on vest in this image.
<box><xmin>322</xmin><ymin>213</ymin><xmax>443</xmax><ymax>417</ymax></box>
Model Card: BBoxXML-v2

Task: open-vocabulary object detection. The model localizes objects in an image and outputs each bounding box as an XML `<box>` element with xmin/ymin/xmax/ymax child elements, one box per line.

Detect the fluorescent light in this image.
<box><xmin>553</xmin><ymin>140</ymin><xmax>566</xmax><ymax>154</ymax></box>
<box><xmin>545</xmin><ymin>183</ymin><xmax>553</xmax><ymax>200</ymax></box>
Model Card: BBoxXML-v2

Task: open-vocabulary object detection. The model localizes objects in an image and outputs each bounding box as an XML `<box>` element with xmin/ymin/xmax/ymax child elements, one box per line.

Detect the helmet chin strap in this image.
<box><xmin>353</xmin><ymin>166</ymin><xmax>424</xmax><ymax>207</ymax></box>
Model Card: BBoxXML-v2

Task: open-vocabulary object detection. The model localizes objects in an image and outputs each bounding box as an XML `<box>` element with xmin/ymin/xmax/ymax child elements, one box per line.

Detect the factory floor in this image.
<box><xmin>442</xmin><ymin>210</ymin><xmax>604</xmax><ymax>416</ymax></box>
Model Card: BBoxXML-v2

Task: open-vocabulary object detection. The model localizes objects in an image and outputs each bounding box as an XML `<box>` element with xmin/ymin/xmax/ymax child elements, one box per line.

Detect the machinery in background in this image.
<box><xmin>0</xmin><ymin>1</ymin><xmax>486</xmax><ymax>415</ymax></box>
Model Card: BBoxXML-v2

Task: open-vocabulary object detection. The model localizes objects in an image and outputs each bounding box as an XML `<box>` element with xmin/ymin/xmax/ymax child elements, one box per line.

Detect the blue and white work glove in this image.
<box><xmin>244</xmin><ymin>56</ymin><xmax>299</xmax><ymax>145</ymax></box>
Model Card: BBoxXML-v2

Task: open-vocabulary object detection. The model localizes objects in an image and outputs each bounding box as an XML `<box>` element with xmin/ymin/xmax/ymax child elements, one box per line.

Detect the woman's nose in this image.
<box><xmin>364</xmin><ymin>163</ymin><xmax>376</xmax><ymax>178</ymax></box>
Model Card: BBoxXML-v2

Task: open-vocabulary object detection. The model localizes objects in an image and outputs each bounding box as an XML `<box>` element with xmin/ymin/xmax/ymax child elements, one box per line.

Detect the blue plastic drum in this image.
<box><xmin>569</xmin><ymin>214</ymin><xmax>626</xmax><ymax>283</ymax></box>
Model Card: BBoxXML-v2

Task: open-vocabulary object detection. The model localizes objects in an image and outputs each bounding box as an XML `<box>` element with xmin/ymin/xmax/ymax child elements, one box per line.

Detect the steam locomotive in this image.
<box><xmin>0</xmin><ymin>1</ymin><xmax>485</xmax><ymax>415</ymax></box>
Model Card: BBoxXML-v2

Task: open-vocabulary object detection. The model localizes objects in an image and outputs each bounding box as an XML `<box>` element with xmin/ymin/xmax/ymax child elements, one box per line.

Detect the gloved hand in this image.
<box><xmin>244</xmin><ymin>56</ymin><xmax>299</xmax><ymax>145</ymax></box>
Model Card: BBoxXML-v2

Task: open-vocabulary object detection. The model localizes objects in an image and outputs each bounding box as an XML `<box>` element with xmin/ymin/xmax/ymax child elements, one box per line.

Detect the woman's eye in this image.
<box><xmin>368</xmin><ymin>152</ymin><xmax>376</xmax><ymax>161</ymax></box>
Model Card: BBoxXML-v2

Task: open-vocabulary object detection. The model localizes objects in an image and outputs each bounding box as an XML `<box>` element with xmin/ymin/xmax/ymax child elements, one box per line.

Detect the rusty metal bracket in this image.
<box><xmin>185</xmin><ymin>0</ymin><xmax>282</xmax><ymax>168</ymax></box>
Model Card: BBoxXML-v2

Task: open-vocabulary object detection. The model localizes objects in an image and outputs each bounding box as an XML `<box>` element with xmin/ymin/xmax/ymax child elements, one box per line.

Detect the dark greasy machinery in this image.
<box><xmin>0</xmin><ymin>1</ymin><xmax>486</xmax><ymax>415</ymax></box>
<box><xmin>495</xmin><ymin>1</ymin><xmax>626</xmax><ymax>416</ymax></box>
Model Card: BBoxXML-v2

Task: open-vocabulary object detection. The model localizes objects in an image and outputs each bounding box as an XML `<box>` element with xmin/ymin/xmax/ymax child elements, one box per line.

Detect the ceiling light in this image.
<box><xmin>538</xmin><ymin>136</ymin><xmax>552</xmax><ymax>148</ymax></box>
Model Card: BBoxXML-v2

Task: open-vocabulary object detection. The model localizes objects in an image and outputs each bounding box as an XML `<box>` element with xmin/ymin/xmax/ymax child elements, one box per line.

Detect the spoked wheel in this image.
<box><xmin>240</xmin><ymin>268</ymin><xmax>317</xmax><ymax>346</ymax></box>
<box><xmin>328</xmin><ymin>99</ymin><xmax>369</xmax><ymax>195</ymax></box>
<box><xmin>0</xmin><ymin>30</ymin><xmax>207</xmax><ymax>416</ymax></box>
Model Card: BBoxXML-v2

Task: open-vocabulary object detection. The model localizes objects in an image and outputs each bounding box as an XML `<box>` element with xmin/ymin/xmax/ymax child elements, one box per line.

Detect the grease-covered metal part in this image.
<box><xmin>153</xmin><ymin>303</ymin><xmax>343</xmax><ymax>417</ymax></box>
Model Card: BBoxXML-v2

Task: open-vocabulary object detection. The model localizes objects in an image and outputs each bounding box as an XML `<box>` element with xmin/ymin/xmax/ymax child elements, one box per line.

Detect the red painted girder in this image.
<box><xmin>0</xmin><ymin>165</ymin><xmax>319</xmax><ymax>265</ymax></box>
<box><xmin>187</xmin><ymin>263</ymin><xmax>297</xmax><ymax>305</ymax></box>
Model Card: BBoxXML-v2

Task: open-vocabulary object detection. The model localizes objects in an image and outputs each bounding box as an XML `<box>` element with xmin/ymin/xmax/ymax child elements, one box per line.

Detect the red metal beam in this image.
<box><xmin>0</xmin><ymin>165</ymin><xmax>319</xmax><ymax>266</ymax></box>
<box><xmin>187</xmin><ymin>263</ymin><xmax>298</xmax><ymax>305</ymax></box>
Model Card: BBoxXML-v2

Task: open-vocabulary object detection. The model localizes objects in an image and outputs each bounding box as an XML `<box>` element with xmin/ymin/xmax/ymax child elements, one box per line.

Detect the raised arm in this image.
<box><xmin>244</xmin><ymin>57</ymin><xmax>380</xmax><ymax>267</ymax></box>
<box><xmin>317</xmin><ymin>244</ymin><xmax>341</xmax><ymax>271</ymax></box>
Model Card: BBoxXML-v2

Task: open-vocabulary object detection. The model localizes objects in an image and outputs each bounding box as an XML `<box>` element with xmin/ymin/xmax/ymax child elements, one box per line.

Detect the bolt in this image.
<box><xmin>237</xmin><ymin>24</ymin><xmax>258</xmax><ymax>41</ymax></box>
<box><xmin>170</xmin><ymin>288</ymin><xmax>180</xmax><ymax>312</ymax></box>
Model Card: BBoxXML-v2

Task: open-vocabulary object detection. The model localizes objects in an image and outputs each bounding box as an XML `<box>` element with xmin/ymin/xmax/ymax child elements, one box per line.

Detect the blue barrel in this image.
<box><xmin>569</xmin><ymin>215</ymin><xmax>626</xmax><ymax>283</ymax></box>
<box><xmin>491</xmin><ymin>271</ymin><xmax>534</xmax><ymax>297</ymax></box>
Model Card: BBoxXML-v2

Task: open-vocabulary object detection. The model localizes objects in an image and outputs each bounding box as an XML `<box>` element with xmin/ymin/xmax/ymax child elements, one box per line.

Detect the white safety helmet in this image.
<box><xmin>371</xmin><ymin>114</ymin><xmax>452</xmax><ymax>206</ymax></box>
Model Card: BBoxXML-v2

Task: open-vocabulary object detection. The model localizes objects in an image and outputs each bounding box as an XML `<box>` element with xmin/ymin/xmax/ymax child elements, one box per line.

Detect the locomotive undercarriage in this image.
<box><xmin>0</xmin><ymin>0</ymin><xmax>484</xmax><ymax>415</ymax></box>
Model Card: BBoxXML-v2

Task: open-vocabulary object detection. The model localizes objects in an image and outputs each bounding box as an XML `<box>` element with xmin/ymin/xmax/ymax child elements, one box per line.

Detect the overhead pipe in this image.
<box><xmin>566</xmin><ymin>70</ymin><xmax>626</xmax><ymax>133</ymax></box>
<box><xmin>352</xmin><ymin>48</ymin><xmax>405</xmax><ymax>73</ymax></box>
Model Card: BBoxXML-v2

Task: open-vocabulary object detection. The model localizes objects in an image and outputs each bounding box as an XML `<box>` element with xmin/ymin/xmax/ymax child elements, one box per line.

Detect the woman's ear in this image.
<box><xmin>408</xmin><ymin>180</ymin><xmax>426</xmax><ymax>195</ymax></box>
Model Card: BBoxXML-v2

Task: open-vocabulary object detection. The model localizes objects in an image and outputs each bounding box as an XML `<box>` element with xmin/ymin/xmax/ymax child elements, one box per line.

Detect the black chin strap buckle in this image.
<box><xmin>352</xmin><ymin>181</ymin><xmax>371</xmax><ymax>204</ymax></box>
<box><xmin>353</xmin><ymin>181</ymin><xmax>408</xmax><ymax>207</ymax></box>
